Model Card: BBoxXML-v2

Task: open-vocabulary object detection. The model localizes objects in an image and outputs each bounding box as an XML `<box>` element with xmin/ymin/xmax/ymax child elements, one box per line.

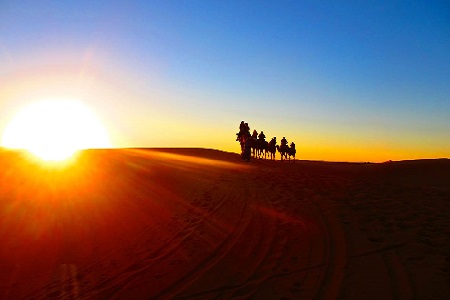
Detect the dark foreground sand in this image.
<box><xmin>0</xmin><ymin>148</ymin><xmax>449</xmax><ymax>299</ymax></box>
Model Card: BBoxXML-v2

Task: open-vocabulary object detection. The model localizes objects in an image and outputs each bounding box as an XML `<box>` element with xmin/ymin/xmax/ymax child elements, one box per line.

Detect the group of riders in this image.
<box><xmin>236</xmin><ymin>121</ymin><xmax>296</xmax><ymax>162</ymax></box>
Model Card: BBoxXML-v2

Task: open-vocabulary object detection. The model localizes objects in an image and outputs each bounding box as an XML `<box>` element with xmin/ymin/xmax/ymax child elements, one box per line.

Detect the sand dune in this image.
<box><xmin>0</xmin><ymin>148</ymin><xmax>449</xmax><ymax>299</ymax></box>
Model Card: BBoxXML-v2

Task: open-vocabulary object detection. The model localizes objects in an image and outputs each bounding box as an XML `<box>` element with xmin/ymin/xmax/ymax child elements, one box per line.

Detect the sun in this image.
<box><xmin>1</xmin><ymin>99</ymin><xmax>111</xmax><ymax>161</ymax></box>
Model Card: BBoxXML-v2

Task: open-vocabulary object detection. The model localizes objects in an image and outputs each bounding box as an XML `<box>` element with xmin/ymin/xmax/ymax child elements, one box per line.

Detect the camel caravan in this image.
<box><xmin>236</xmin><ymin>121</ymin><xmax>296</xmax><ymax>162</ymax></box>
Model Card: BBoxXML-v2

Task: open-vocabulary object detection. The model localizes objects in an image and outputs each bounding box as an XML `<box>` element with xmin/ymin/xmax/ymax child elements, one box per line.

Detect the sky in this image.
<box><xmin>1</xmin><ymin>0</ymin><xmax>449</xmax><ymax>162</ymax></box>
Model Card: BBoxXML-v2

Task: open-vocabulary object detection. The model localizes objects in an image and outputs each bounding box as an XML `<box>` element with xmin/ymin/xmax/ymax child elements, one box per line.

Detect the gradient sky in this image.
<box><xmin>1</xmin><ymin>0</ymin><xmax>449</xmax><ymax>162</ymax></box>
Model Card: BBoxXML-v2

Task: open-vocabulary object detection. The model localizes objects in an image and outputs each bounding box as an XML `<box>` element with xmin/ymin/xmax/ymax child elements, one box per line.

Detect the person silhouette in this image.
<box><xmin>252</xmin><ymin>129</ymin><xmax>258</xmax><ymax>139</ymax></box>
<box><xmin>237</xmin><ymin>121</ymin><xmax>249</xmax><ymax>141</ymax></box>
<box><xmin>239</xmin><ymin>121</ymin><xmax>245</xmax><ymax>133</ymax></box>
<box><xmin>258</xmin><ymin>131</ymin><xmax>266</xmax><ymax>142</ymax></box>
<box><xmin>244</xmin><ymin>123</ymin><xmax>250</xmax><ymax>136</ymax></box>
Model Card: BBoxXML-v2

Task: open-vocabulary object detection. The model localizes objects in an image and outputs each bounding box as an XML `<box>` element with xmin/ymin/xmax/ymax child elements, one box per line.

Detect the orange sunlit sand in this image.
<box><xmin>0</xmin><ymin>147</ymin><xmax>449</xmax><ymax>299</ymax></box>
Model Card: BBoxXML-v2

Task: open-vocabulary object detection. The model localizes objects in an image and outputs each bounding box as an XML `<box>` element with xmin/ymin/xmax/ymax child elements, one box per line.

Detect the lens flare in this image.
<box><xmin>1</xmin><ymin>99</ymin><xmax>111</xmax><ymax>161</ymax></box>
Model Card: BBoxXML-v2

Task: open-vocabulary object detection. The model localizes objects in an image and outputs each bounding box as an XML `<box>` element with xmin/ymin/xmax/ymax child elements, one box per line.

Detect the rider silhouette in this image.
<box><xmin>237</xmin><ymin>121</ymin><xmax>251</xmax><ymax>140</ymax></box>
<box><xmin>280</xmin><ymin>137</ymin><xmax>288</xmax><ymax>150</ymax></box>
<box><xmin>258</xmin><ymin>131</ymin><xmax>266</xmax><ymax>142</ymax></box>
<box><xmin>239</xmin><ymin>121</ymin><xmax>245</xmax><ymax>132</ymax></box>
<box><xmin>252</xmin><ymin>129</ymin><xmax>258</xmax><ymax>139</ymax></box>
<box><xmin>244</xmin><ymin>123</ymin><xmax>250</xmax><ymax>135</ymax></box>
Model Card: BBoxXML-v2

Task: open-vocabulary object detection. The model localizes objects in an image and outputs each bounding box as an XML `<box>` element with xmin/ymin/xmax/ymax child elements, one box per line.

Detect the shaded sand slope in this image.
<box><xmin>0</xmin><ymin>149</ymin><xmax>449</xmax><ymax>299</ymax></box>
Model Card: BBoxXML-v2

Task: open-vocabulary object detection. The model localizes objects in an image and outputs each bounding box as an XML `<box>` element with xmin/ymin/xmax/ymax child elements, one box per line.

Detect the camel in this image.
<box><xmin>276</xmin><ymin>144</ymin><xmax>288</xmax><ymax>161</ymax></box>
<box><xmin>276</xmin><ymin>142</ymin><xmax>296</xmax><ymax>162</ymax></box>
<box><xmin>258</xmin><ymin>138</ymin><xmax>268</xmax><ymax>159</ymax></box>
<box><xmin>250</xmin><ymin>137</ymin><xmax>259</xmax><ymax>158</ymax></box>
<box><xmin>237</xmin><ymin>133</ymin><xmax>252</xmax><ymax>162</ymax></box>
<box><xmin>266</xmin><ymin>137</ymin><xmax>277</xmax><ymax>160</ymax></box>
<box><xmin>287</xmin><ymin>142</ymin><xmax>296</xmax><ymax>162</ymax></box>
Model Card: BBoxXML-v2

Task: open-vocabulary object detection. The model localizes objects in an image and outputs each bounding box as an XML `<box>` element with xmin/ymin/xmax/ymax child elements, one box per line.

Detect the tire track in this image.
<box><xmin>157</xmin><ymin>179</ymin><xmax>252</xmax><ymax>299</ymax></box>
<box><xmin>315</xmin><ymin>198</ymin><xmax>347</xmax><ymax>300</ymax></box>
<box><xmin>172</xmin><ymin>175</ymin><xmax>283</xmax><ymax>299</ymax></box>
<box><xmin>228</xmin><ymin>179</ymin><xmax>284</xmax><ymax>299</ymax></box>
<box><xmin>39</xmin><ymin>264</ymin><xmax>80</xmax><ymax>300</ymax></box>
<box><xmin>246</xmin><ymin>166</ymin><xmax>333</xmax><ymax>299</ymax></box>
<box><xmin>84</xmin><ymin>185</ymin><xmax>234</xmax><ymax>299</ymax></box>
<box><xmin>382</xmin><ymin>250</ymin><xmax>414</xmax><ymax>299</ymax></box>
<box><xmin>25</xmin><ymin>172</ymin><xmax>232</xmax><ymax>300</ymax></box>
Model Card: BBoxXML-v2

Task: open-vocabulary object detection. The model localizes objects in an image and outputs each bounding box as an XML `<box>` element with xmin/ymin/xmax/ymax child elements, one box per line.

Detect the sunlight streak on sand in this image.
<box><xmin>123</xmin><ymin>149</ymin><xmax>246</xmax><ymax>170</ymax></box>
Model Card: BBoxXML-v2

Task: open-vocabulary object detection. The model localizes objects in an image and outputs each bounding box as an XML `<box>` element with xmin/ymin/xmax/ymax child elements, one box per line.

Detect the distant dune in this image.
<box><xmin>0</xmin><ymin>148</ymin><xmax>449</xmax><ymax>299</ymax></box>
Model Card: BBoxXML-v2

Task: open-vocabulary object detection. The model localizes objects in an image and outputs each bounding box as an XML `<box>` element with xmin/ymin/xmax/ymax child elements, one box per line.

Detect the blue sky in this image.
<box><xmin>1</xmin><ymin>1</ymin><xmax>449</xmax><ymax>161</ymax></box>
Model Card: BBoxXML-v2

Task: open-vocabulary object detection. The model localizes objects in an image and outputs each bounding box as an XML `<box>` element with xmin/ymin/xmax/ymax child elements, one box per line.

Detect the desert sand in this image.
<box><xmin>0</xmin><ymin>148</ymin><xmax>449</xmax><ymax>299</ymax></box>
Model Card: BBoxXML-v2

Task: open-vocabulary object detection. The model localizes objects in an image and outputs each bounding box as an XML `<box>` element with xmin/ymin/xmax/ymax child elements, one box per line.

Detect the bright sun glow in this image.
<box><xmin>1</xmin><ymin>99</ymin><xmax>111</xmax><ymax>161</ymax></box>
